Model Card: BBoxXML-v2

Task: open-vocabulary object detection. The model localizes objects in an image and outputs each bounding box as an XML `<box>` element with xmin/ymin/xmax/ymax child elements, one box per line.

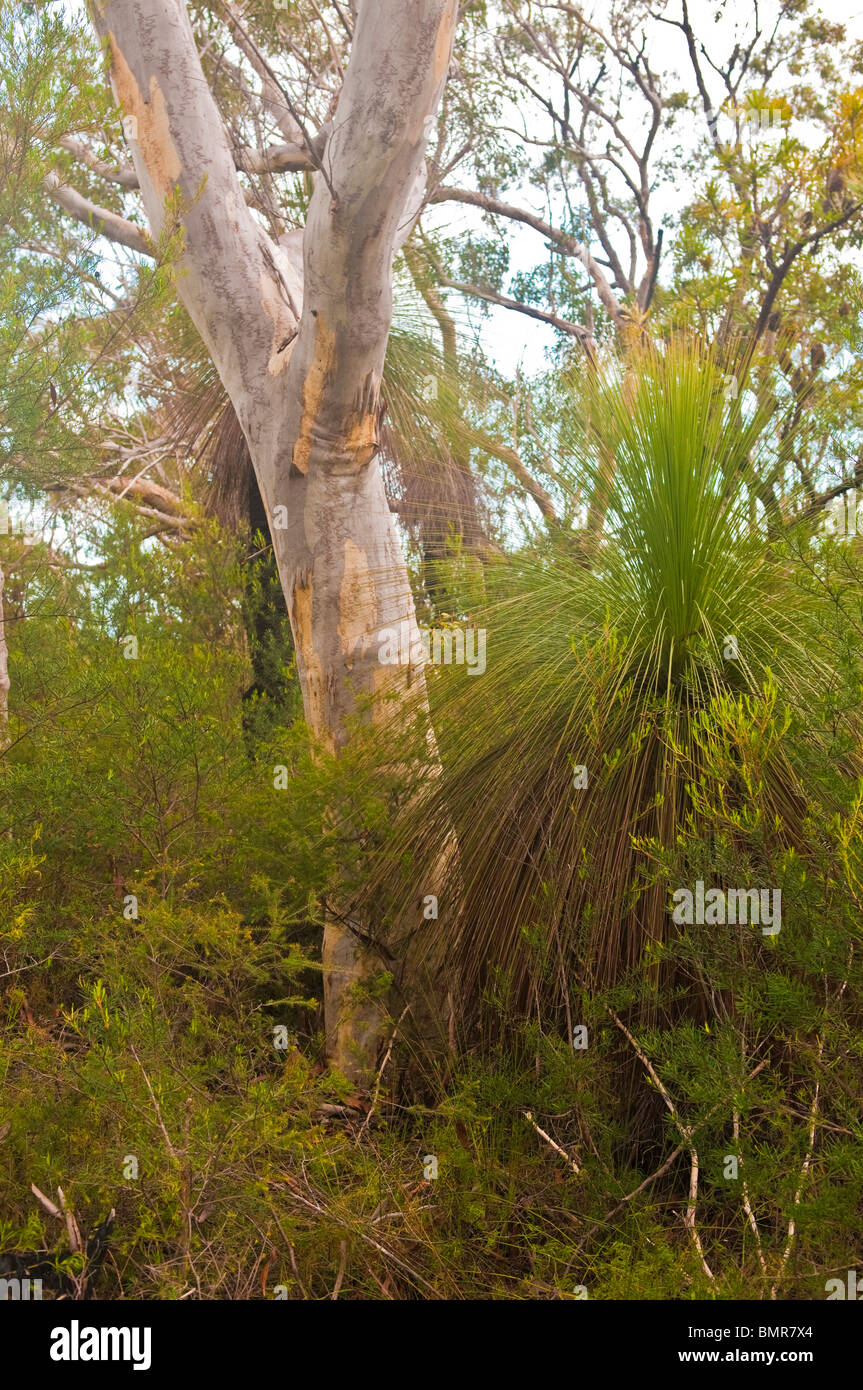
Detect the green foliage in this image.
<box><xmin>0</xmin><ymin>0</ymin><xmax>861</xmax><ymax>1304</ymax></box>
<box><xmin>1</xmin><ymin>410</ymin><xmax>862</xmax><ymax>1298</ymax></box>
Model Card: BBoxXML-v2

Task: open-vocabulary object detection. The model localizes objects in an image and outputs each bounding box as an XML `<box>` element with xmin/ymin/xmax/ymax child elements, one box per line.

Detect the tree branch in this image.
<box><xmin>58</xmin><ymin>135</ymin><xmax>140</xmax><ymax>188</ymax></box>
<box><xmin>750</xmin><ymin>202</ymin><xmax>863</xmax><ymax>349</ymax></box>
<box><xmin>457</xmin><ymin>424</ymin><xmax>559</xmax><ymax>524</ymax></box>
<box><xmin>91</xmin><ymin>0</ymin><xmax>301</xmax><ymax>422</ymax></box>
<box><xmin>59</xmin><ymin>131</ymin><xmax>315</xmax><ymax>190</ymax></box>
<box><xmin>275</xmin><ymin>0</ymin><xmax>457</xmax><ymax>484</ymax></box>
<box><xmin>439</xmin><ymin>273</ymin><xmax>593</xmax><ymax>344</ymax></box>
<box><xmin>606</xmin><ymin>1004</ymin><xmax>715</xmax><ymax>1282</ymax></box>
<box><xmin>43</xmin><ymin>172</ymin><xmax>153</xmax><ymax>256</ymax></box>
<box><xmin>429</xmin><ymin>185</ymin><xmax>626</xmax><ymax>330</ymax></box>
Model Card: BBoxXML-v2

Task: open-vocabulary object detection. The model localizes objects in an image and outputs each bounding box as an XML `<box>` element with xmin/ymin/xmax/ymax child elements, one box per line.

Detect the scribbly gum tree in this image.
<box><xmin>84</xmin><ymin>0</ymin><xmax>458</xmax><ymax>1079</ymax></box>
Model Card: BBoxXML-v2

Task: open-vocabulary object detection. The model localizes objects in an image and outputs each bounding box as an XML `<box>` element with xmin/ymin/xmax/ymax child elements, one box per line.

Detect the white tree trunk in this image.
<box><xmin>91</xmin><ymin>0</ymin><xmax>458</xmax><ymax>1079</ymax></box>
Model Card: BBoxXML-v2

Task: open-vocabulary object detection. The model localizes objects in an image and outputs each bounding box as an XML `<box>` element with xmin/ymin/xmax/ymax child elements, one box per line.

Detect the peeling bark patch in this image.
<box><xmin>338</xmin><ymin>540</ymin><xmax>377</xmax><ymax>670</ymax></box>
<box><xmin>293</xmin><ymin>319</ymin><xmax>379</xmax><ymax>472</ymax></box>
<box><xmin>291</xmin><ymin>574</ymin><xmax>328</xmax><ymax>740</ymax></box>
<box><xmin>261</xmin><ymin>269</ymin><xmax>297</xmax><ymax>376</ymax></box>
<box><xmin>292</xmin><ymin>315</ymin><xmax>336</xmax><ymax>474</ymax></box>
<box><xmin>291</xmin><ymin>573</ymin><xmax>337</xmax><ymax>754</ymax></box>
<box><xmin>109</xmin><ymin>35</ymin><xmax>181</xmax><ymax>198</ymax></box>
<box><xmin>345</xmin><ymin>368</ymin><xmax>380</xmax><ymax>463</ymax></box>
<box><xmin>433</xmin><ymin>7</ymin><xmax>457</xmax><ymax>85</ymax></box>
<box><xmin>342</xmin><ymin>412</ymin><xmax>378</xmax><ymax>466</ymax></box>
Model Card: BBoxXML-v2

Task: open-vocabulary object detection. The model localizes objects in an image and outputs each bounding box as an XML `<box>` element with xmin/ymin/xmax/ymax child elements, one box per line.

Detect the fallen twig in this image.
<box><xmin>523</xmin><ymin>1110</ymin><xmax>581</xmax><ymax>1175</ymax></box>
<box><xmin>331</xmin><ymin>1240</ymin><xmax>348</xmax><ymax>1299</ymax></box>
<box><xmin>606</xmin><ymin>1004</ymin><xmax>715</xmax><ymax>1281</ymax></box>
<box><xmin>357</xmin><ymin>1004</ymin><xmax>410</xmax><ymax>1140</ymax></box>
<box><xmin>770</xmin><ymin>1041</ymin><xmax>823</xmax><ymax>1298</ymax></box>
<box><xmin>30</xmin><ymin>1182</ymin><xmax>62</xmax><ymax>1219</ymax></box>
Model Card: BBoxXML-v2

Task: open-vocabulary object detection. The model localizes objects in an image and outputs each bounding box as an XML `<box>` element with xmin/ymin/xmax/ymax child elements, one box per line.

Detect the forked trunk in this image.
<box><xmin>92</xmin><ymin>0</ymin><xmax>460</xmax><ymax>1080</ymax></box>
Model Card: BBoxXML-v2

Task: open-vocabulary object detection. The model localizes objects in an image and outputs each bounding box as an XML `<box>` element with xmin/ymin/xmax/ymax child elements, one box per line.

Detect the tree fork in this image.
<box><xmin>90</xmin><ymin>0</ymin><xmax>459</xmax><ymax>1081</ymax></box>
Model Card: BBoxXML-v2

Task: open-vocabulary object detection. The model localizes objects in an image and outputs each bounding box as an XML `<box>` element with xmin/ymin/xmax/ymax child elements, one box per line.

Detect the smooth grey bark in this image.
<box><xmin>89</xmin><ymin>0</ymin><xmax>458</xmax><ymax>1079</ymax></box>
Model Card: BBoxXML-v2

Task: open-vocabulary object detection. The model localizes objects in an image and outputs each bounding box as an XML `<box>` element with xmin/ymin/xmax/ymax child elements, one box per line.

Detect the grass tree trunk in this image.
<box><xmin>91</xmin><ymin>0</ymin><xmax>458</xmax><ymax>1080</ymax></box>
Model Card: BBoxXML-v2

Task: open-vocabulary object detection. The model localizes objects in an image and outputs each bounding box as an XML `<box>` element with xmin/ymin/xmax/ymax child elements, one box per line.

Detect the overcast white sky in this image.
<box><xmin>433</xmin><ymin>0</ymin><xmax>863</xmax><ymax>376</ymax></box>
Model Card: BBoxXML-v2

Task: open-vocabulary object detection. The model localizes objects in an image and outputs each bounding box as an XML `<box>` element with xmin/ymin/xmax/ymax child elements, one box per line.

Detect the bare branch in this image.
<box><xmin>439</xmin><ymin>272</ymin><xmax>593</xmax><ymax>344</ymax></box>
<box><xmin>750</xmin><ymin>202</ymin><xmax>863</xmax><ymax>348</ymax></box>
<box><xmin>59</xmin><ymin>132</ymin><xmax>315</xmax><ymax>189</ymax></box>
<box><xmin>523</xmin><ymin>1110</ymin><xmax>581</xmax><ymax>1175</ymax></box>
<box><xmin>58</xmin><ymin>135</ymin><xmax>139</xmax><ymax>188</ymax></box>
<box><xmin>429</xmin><ymin>185</ymin><xmax>626</xmax><ymax>329</ymax></box>
<box><xmin>605</xmin><ymin>1004</ymin><xmax>715</xmax><ymax>1282</ymax></box>
<box><xmin>733</xmin><ymin>1108</ymin><xmax>768</xmax><ymax>1278</ymax></box>
<box><xmin>233</xmin><ymin>140</ymin><xmax>316</xmax><ymax>174</ymax></box>
<box><xmin>770</xmin><ymin>1041</ymin><xmax>822</xmax><ymax>1299</ymax></box>
<box><xmin>458</xmin><ymin>423</ymin><xmax>560</xmax><ymax>524</ymax></box>
<box><xmin>44</xmin><ymin>172</ymin><xmax>152</xmax><ymax>256</ymax></box>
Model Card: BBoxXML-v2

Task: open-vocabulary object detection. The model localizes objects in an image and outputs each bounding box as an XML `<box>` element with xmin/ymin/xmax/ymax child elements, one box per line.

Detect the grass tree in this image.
<box><xmin>364</xmin><ymin>341</ymin><xmax>837</xmax><ymax>1039</ymax></box>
